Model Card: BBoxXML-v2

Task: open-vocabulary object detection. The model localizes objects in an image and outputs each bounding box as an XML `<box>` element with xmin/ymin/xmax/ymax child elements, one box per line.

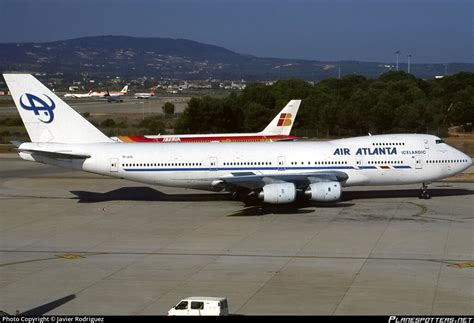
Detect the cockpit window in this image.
<box><xmin>435</xmin><ymin>139</ymin><xmax>444</xmax><ymax>144</ymax></box>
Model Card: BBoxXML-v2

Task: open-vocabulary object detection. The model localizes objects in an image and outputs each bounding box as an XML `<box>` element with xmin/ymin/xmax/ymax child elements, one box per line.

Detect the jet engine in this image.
<box><xmin>305</xmin><ymin>182</ymin><xmax>341</xmax><ymax>202</ymax></box>
<box><xmin>258</xmin><ymin>183</ymin><xmax>296</xmax><ymax>204</ymax></box>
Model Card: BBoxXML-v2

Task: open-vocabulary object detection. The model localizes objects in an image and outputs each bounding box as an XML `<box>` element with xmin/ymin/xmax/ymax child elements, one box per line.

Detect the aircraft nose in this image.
<box><xmin>460</xmin><ymin>151</ymin><xmax>472</xmax><ymax>169</ymax></box>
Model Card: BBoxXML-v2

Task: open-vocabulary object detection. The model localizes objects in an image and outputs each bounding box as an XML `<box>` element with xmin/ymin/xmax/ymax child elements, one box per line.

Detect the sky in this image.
<box><xmin>0</xmin><ymin>0</ymin><xmax>472</xmax><ymax>63</ymax></box>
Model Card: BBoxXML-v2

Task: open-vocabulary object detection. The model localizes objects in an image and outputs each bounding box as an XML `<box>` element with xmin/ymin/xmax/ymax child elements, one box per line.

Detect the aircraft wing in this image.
<box><xmin>216</xmin><ymin>171</ymin><xmax>349</xmax><ymax>190</ymax></box>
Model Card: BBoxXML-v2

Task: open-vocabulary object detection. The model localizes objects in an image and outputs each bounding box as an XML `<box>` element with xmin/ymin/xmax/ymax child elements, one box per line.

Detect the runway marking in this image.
<box><xmin>0</xmin><ymin>252</ymin><xmax>106</xmax><ymax>267</ymax></box>
<box><xmin>0</xmin><ymin>194</ymin><xmax>71</xmax><ymax>200</ymax></box>
<box><xmin>447</xmin><ymin>262</ymin><xmax>474</xmax><ymax>269</ymax></box>
<box><xmin>0</xmin><ymin>250</ymin><xmax>471</xmax><ymax>264</ymax></box>
<box><xmin>55</xmin><ymin>253</ymin><xmax>85</xmax><ymax>260</ymax></box>
<box><xmin>407</xmin><ymin>202</ymin><xmax>428</xmax><ymax>217</ymax></box>
<box><xmin>430</xmin><ymin>219</ymin><xmax>452</xmax><ymax>314</ymax></box>
<box><xmin>407</xmin><ymin>202</ymin><xmax>463</xmax><ymax>223</ymax></box>
<box><xmin>0</xmin><ymin>255</ymin><xmax>59</xmax><ymax>267</ymax></box>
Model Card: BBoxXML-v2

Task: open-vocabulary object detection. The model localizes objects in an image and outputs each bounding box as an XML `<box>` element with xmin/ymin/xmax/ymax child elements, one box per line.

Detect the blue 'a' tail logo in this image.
<box><xmin>19</xmin><ymin>93</ymin><xmax>56</xmax><ymax>123</ymax></box>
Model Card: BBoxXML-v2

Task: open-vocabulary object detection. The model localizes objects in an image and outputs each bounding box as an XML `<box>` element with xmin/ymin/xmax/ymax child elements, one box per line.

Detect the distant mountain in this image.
<box><xmin>0</xmin><ymin>35</ymin><xmax>472</xmax><ymax>81</ymax></box>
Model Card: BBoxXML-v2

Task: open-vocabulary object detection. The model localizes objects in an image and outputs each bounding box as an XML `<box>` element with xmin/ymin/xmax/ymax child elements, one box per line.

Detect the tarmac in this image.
<box><xmin>0</xmin><ymin>153</ymin><xmax>473</xmax><ymax>315</ymax></box>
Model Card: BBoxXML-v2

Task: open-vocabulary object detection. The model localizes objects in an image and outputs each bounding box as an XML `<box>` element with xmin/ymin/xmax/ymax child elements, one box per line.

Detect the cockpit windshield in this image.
<box><xmin>435</xmin><ymin>139</ymin><xmax>444</xmax><ymax>144</ymax></box>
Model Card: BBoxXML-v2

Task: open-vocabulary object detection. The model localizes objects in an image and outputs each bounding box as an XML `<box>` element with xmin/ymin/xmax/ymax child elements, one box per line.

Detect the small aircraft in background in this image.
<box><xmin>64</xmin><ymin>85</ymin><xmax>128</xmax><ymax>98</ymax></box>
<box><xmin>91</xmin><ymin>85</ymin><xmax>128</xmax><ymax>98</ymax></box>
<box><xmin>103</xmin><ymin>90</ymin><xmax>124</xmax><ymax>103</ymax></box>
<box><xmin>64</xmin><ymin>90</ymin><xmax>93</xmax><ymax>98</ymax></box>
<box><xmin>135</xmin><ymin>85</ymin><xmax>157</xmax><ymax>99</ymax></box>
<box><xmin>105</xmin><ymin>95</ymin><xmax>123</xmax><ymax>103</ymax></box>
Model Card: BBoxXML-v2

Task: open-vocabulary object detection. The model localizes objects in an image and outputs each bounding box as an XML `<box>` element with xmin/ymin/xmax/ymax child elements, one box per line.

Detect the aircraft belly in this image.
<box><xmin>155</xmin><ymin>171</ymin><xmax>214</xmax><ymax>190</ymax></box>
<box><xmin>365</xmin><ymin>170</ymin><xmax>402</xmax><ymax>185</ymax></box>
<box><xmin>344</xmin><ymin>170</ymin><xmax>370</xmax><ymax>186</ymax></box>
<box><xmin>123</xmin><ymin>172</ymin><xmax>156</xmax><ymax>185</ymax></box>
<box><xmin>357</xmin><ymin>168</ymin><xmax>443</xmax><ymax>186</ymax></box>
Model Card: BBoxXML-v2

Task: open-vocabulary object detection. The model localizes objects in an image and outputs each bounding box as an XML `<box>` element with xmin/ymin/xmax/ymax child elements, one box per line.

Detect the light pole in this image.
<box><xmin>395</xmin><ymin>50</ymin><xmax>401</xmax><ymax>71</ymax></box>
<box><xmin>407</xmin><ymin>54</ymin><xmax>412</xmax><ymax>73</ymax></box>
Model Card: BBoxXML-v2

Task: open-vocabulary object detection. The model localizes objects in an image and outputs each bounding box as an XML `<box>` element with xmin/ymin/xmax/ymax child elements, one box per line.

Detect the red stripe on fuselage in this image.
<box><xmin>118</xmin><ymin>135</ymin><xmax>298</xmax><ymax>143</ymax></box>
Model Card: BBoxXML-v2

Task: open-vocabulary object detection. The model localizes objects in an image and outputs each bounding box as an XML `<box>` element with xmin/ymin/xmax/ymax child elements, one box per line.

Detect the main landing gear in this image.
<box><xmin>418</xmin><ymin>182</ymin><xmax>431</xmax><ymax>199</ymax></box>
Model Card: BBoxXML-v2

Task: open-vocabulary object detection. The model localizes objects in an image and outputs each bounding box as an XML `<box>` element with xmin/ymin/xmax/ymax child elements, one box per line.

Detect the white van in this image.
<box><xmin>168</xmin><ymin>297</ymin><xmax>229</xmax><ymax>316</ymax></box>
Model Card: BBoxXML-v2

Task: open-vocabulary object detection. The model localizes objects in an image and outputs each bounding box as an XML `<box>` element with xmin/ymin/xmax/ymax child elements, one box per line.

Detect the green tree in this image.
<box><xmin>243</xmin><ymin>102</ymin><xmax>273</xmax><ymax>132</ymax></box>
<box><xmin>162</xmin><ymin>102</ymin><xmax>175</xmax><ymax>116</ymax></box>
<box><xmin>100</xmin><ymin>118</ymin><xmax>116</xmax><ymax>127</ymax></box>
<box><xmin>138</xmin><ymin>115</ymin><xmax>166</xmax><ymax>134</ymax></box>
<box><xmin>172</xmin><ymin>72</ymin><xmax>473</xmax><ymax>137</ymax></box>
<box><xmin>175</xmin><ymin>96</ymin><xmax>243</xmax><ymax>134</ymax></box>
<box><xmin>379</xmin><ymin>71</ymin><xmax>416</xmax><ymax>83</ymax></box>
<box><xmin>447</xmin><ymin>86</ymin><xmax>474</xmax><ymax>125</ymax></box>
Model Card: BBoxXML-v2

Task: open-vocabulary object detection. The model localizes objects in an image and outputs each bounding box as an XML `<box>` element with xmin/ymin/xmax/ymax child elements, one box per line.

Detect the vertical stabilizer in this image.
<box><xmin>4</xmin><ymin>74</ymin><xmax>113</xmax><ymax>143</ymax></box>
<box><xmin>260</xmin><ymin>99</ymin><xmax>301</xmax><ymax>136</ymax></box>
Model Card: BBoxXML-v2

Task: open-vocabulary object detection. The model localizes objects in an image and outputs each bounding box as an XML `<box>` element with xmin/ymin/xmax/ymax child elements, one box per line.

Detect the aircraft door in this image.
<box><xmin>355</xmin><ymin>156</ymin><xmax>363</xmax><ymax>169</ymax></box>
<box><xmin>210</xmin><ymin>157</ymin><xmax>218</xmax><ymax>171</ymax></box>
<box><xmin>424</xmin><ymin>139</ymin><xmax>429</xmax><ymax>149</ymax></box>
<box><xmin>415</xmin><ymin>155</ymin><xmax>423</xmax><ymax>169</ymax></box>
<box><xmin>110</xmin><ymin>158</ymin><xmax>118</xmax><ymax>172</ymax></box>
<box><xmin>278</xmin><ymin>156</ymin><xmax>286</xmax><ymax>171</ymax></box>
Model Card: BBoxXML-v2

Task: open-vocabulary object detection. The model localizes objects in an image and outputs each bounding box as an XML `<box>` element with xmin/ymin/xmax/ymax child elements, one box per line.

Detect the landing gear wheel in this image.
<box><xmin>231</xmin><ymin>192</ymin><xmax>239</xmax><ymax>201</ymax></box>
<box><xmin>232</xmin><ymin>190</ymin><xmax>246</xmax><ymax>201</ymax></box>
<box><xmin>418</xmin><ymin>192</ymin><xmax>430</xmax><ymax>199</ymax></box>
<box><xmin>418</xmin><ymin>183</ymin><xmax>431</xmax><ymax>199</ymax></box>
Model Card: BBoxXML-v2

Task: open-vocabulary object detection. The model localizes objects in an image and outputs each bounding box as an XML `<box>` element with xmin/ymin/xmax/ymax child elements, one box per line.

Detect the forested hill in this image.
<box><xmin>0</xmin><ymin>36</ymin><xmax>472</xmax><ymax>81</ymax></box>
<box><xmin>174</xmin><ymin>71</ymin><xmax>474</xmax><ymax>137</ymax></box>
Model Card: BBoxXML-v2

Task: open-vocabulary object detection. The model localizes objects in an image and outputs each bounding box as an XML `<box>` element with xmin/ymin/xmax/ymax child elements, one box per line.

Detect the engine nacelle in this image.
<box><xmin>258</xmin><ymin>183</ymin><xmax>296</xmax><ymax>204</ymax></box>
<box><xmin>305</xmin><ymin>182</ymin><xmax>342</xmax><ymax>202</ymax></box>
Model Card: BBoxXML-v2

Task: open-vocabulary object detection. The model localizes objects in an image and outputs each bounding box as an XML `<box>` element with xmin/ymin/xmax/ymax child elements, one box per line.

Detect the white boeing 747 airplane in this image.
<box><xmin>5</xmin><ymin>74</ymin><xmax>472</xmax><ymax>204</ymax></box>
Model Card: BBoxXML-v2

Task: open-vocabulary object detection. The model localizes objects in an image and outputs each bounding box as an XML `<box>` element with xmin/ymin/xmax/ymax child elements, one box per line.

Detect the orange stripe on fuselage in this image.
<box><xmin>117</xmin><ymin>135</ymin><xmax>297</xmax><ymax>143</ymax></box>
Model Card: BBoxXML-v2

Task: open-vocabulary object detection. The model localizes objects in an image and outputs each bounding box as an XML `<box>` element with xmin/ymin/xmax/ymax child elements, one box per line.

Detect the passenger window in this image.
<box><xmin>191</xmin><ymin>302</ymin><xmax>204</xmax><ymax>310</ymax></box>
<box><xmin>175</xmin><ymin>301</ymin><xmax>188</xmax><ymax>310</ymax></box>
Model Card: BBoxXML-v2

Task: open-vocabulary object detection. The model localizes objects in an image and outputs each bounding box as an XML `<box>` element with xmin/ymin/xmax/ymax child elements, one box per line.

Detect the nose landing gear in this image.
<box><xmin>418</xmin><ymin>182</ymin><xmax>431</xmax><ymax>199</ymax></box>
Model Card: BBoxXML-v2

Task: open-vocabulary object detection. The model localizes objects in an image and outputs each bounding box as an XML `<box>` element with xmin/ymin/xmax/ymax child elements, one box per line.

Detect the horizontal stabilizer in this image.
<box><xmin>19</xmin><ymin>148</ymin><xmax>91</xmax><ymax>159</ymax></box>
